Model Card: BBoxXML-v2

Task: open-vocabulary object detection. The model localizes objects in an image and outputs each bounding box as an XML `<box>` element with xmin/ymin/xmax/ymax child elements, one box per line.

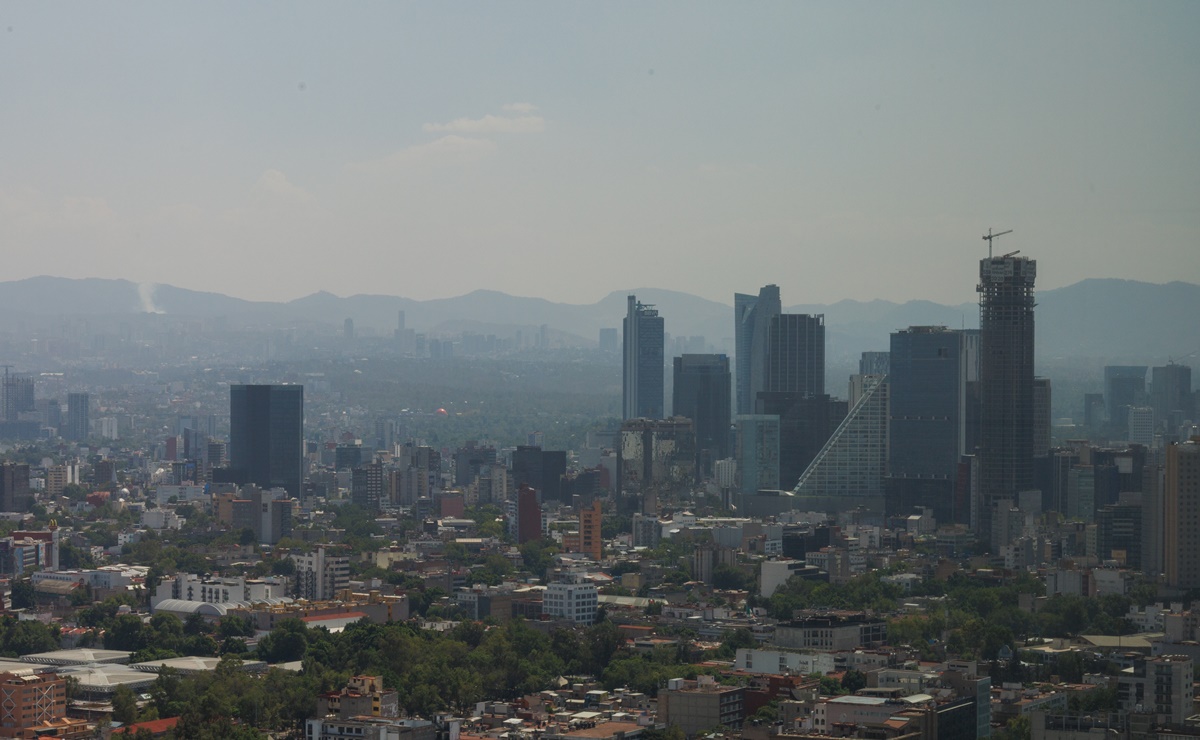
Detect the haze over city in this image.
<box><xmin>2</xmin><ymin>2</ymin><xmax>1198</xmax><ymax>304</ymax></box>
<box><xmin>4</xmin><ymin>6</ymin><xmax>1200</xmax><ymax>740</ymax></box>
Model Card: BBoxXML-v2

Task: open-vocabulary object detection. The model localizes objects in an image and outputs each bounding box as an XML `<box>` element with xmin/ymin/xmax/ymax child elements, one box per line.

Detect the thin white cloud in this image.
<box><xmin>502</xmin><ymin>102</ymin><xmax>538</xmax><ymax>113</ymax></box>
<box><xmin>423</xmin><ymin>113</ymin><xmax>545</xmax><ymax>134</ymax></box>
<box><xmin>349</xmin><ymin>135</ymin><xmax>498</xmax><ymax>172</ymax></box>
<box><xmin>255</xmin><ymin>169</ymin><xmax>314</xmax><ymax>202</ymax></box>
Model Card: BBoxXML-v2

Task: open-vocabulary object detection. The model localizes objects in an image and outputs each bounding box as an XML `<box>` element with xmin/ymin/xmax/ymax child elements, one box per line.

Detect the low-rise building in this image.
<box><xmin>151</xmin><ymin>573</ymin><xmax>289</xmax><ymax>610</ymax></box>
<box><xmin>658</xmin><ymin>676</ymin><xmax>745</xmax><ymax>735</ymax></box>
<box><xmin>774</xmin><ymin>612</ymin><xmax>887</xmax><ymax>651</ymax></box>
<box><xmin>0</xmin><ymin>670</ymin><xmax>91</xmax><ymax>739</ymax></box>
<box><xmin>317</xmin><ymin>675</ymin><xmax>399</xmax><ymax>719</ymax></box>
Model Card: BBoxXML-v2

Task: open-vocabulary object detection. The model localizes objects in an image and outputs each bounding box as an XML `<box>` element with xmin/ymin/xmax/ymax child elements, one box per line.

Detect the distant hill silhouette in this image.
<box><xmin>0</xmin><ymin>275</ymin><xmax>1195</xmax><ymax>362</ymax></box>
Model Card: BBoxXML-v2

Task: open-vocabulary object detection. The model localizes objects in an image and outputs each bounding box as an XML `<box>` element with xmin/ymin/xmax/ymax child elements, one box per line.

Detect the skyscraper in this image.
<box><xmin>2</xmin><ymin>375</ymin><xmax>33</xmax><ymax>423</ymax></box>
<box><xmin>735</xmin><ymin>414</ymin><xmax>780</xmax><ymax>493</ymax></box>
<box><xmin>1032</xmin><ymin>377</ymin><xmax>1052</xmax><ymax>457</ymax></box>
<box><xmin>794</xmin><ymin>374</ymin><xmax>888</xmax><ymax>510</ymax></box>
<box><xmin>735</xmin><ymin>285</ymin><xmax>825</xmax><ymax>418</ymax></box>
<box><xmin>65</xmin><ymin>393</ymin><xmax>89</xmax><ymax>442</ymax></box>
<box><xmin>885</xmin><ymin>326</ymin><xmax>969</xmax><ymax>522</ymax></box>
<box><xmin>598</xmin><ymin>327</ymin><xmax>619</xmax><ymax>354</ymax></box>
<box><xmin>1104</xmin><ymin>366</ymin><xmax>1147</xmax><ymax>435</ymax></box>
<box><xmin>0</xmin><ymin>463</ymin><xmax>33</xmax><ymax>513</ymax></box>
<box><xmin>672</xmin><ymin>354</ymin><xmax>732</xmax><ymax>474</ymax></box>
<box><xmin>734</xmin><ymin>285</ymin><xmax>781</xmax><ymax>416</ymax></box>
<box><xmin>1164</xmin><ymin>437</ymin><xmax>1200</xmax><ymax>590</ymax></box>
<box><xmin>1152</xmin><ymin>363</ymin><xmax>1194</xmax><ymax>439</ymax></box>
<box><xmin>228</xmin><ymin>384</ymin><xmax>304</xmax><ymax>498</ymax></box>
<box><xmin>755</xmin><ymin>392</ymin><xmax>845</xmax><ymax>490</ymax></box>
<box><xmin>764</xmin><ymin>313</ymin><xmax>825</xmax><ymax>398</ymax></box>
<box><xmin>977</xmin><ymin>251</ymin><xmax>1036</xmax><ymax>546</ymax></box>
<box><xmin>622</xmin><ymin>295</ymin><xmax>664</xmax><ymax>419</ymax></box>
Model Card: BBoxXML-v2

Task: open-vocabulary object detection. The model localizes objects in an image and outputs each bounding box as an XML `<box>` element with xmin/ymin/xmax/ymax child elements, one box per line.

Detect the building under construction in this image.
<box><xmin>976</xmin><ymin>238</ymin><xmax>1037</xmax><ymax>549</ymax></box>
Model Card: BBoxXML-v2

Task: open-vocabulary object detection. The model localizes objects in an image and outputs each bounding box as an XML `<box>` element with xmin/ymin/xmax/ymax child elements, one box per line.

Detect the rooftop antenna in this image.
<box><xmin>982</xmin><ymin>228</ymin><xmax>1013</xmax><ymax>259</ymax></box>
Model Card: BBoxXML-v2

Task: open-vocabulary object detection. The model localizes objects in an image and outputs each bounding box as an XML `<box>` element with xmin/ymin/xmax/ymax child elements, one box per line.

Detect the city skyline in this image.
<box><xmin>1</xmin><ymin>4</ymin><xmax>1197</xmax><ymax>305</ymax></box>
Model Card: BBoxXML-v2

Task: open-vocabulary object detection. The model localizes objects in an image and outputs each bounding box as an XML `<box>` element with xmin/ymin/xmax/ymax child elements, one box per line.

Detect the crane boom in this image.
<box><xmin>982</xmin><ymin>228</ymin><xmax>1014</xmax><ymax>259</ymax></box>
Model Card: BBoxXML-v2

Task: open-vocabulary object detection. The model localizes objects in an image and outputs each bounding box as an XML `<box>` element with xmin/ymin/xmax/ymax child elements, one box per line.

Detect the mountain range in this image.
<box><xmin>0</xmin><ymin>276</ymin><xmax>1197</xmax><ymax>363</ymax></box>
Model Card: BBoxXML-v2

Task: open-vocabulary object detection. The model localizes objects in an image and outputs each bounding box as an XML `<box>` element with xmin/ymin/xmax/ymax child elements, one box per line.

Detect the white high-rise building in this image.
<box><xmin>543</xmin><ymin>581</ymin><xmax>598</xmax><ymax>625</ymax></box>
<box><xmin>291</xmin><ymin>545</ymin><xmax>350</xmax><ymax>602</ymax></box>
<box><xmin>1128</xmin><ymin>406</ymin><xmax>1155</xmax><ymax>448</ymax></box>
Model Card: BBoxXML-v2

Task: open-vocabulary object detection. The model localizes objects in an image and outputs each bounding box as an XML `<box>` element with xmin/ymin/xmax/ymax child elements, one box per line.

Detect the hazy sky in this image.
<box><xmin>2</xmin><ymin>3</ymin><xmax>1198</xmax><ymax>306</ymax></box>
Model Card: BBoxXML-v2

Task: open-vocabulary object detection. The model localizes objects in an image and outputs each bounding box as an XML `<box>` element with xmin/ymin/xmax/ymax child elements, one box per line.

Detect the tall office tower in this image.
<box><xmin>859</xmin><ymin>351</ymin><xmax>890</xmax><ymax>376</ymax></box>
<box><xmin>228</xmin><ymin>385</ymin><xmax>304</xmax><ymax>498</ymax></box>
<box><xmin>65</xmin><ymin>393</ymin><xmax>89</xmax><ymax>441</ymax></box>
<box><xmin>351</xmin><ymin>461</ymin><xmax>385</xmax><ymax>511</ymax></box>
<box><xmin>1104</xmin><ymin>366</ymin><xmax>1147</xmax><ymax>434</ymax></box>
<box><xmin>1097</xmin><ymin>494</ymin><xmax>1143</xmax><ymax>569</ymax></box>
<box><xmin>1142</xmin><ymin>460</ymin><xmax>1165</xmax><ymax>577</ymax></box>
<box><xmin>734</xmin><ymin>285</ymin><xmax>781</xmax><ymax>415</ymax></box>
<box><xmin>1127</xmin><ymin>407</ymin><xmax>1155</xmax><ymax>448</ymax></box>
<box><xmin>977</xmin><ymin>252</ymin><xmax>1036</xmax><ymax>546</ymax></box>
<box><xmin>764</xmin><ymin>314</ymin><xmax>825</xmax><ymax>398</ymax></box>
<box><xmin>454</xmin><ymin>441</ymin><xmax>498</xmax><ymax>487</ymax></box>
<box><xmin>0</xmin><ymin>463</ymin><xmax>32</xmax><ymax>513</ymax></box>
<box><xmin>517</xmin><ymin>484</ymin><xmax>542</xmax><ymax>543</ymax></box>
<box><xmin>622</xmin><ymin>295</ymin><xmax>665</xmax><ymax>419</ymax></box>
<box><xmin>598</xmin><ymin>328</ymin><xmax>619</xmax><ymax>354</ymax></box>
<box><xmin>795</xmin><ymin>374</ymin><xmax>888</xmax><ymax>510</ymax></box>
<box><xmin>735</xmin><ymin>415</ymin><xmax>780</xmax><ymax>494</ymax></box>
<box><xmin>1152</xmin><ymin>363</ymin><xmax>1194</xmax><ymax>437</ymax></box>
<box><xmin>343</xmin><ymin>318</ymin><xmax>355</xmax><ymax>339</ymax></box>
<box><xmin>2</xmin><ymin>375</ymin><xmax>34</xmax><ymax>422</ymax></box>
<box><xmin>1164</xmin><ymin>437</ymin><xmax>1200</xmax><ymax>590</ymax></box>
<box><xmin>579</xmin><ymin>499</ymin><xmax>603</xmax><ymax>561</ymax></box>
<box><xmin>1083</xmin><ymin>393</ymin><xmax>1106</xmax><ymax>429</ymax></box>
<box><xmin>755</xmin><ymin>392</ymin><xmax>845</xmax><ymax>490</ymax></box>
<box><xmin>1033</xmin><ymin>377</ymin><xmax>1052</xmax><ymax>456</ymax></box>
<box><xmin>885</xmin><ymin>327</ymin><xmax>968</xmax><ymax>523</ymax></box>
<box><xmin>673</xmin><ymin>354</ymin><xmax>732</xmax><ymax>475</ymax></box>
<box><xmin>512</xmin><ymin>445</ymin><xmax>566</xmax><ymax>502</ymax></box>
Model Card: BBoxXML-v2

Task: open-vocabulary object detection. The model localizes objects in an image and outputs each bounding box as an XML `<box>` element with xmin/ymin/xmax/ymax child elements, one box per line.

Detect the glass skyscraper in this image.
<box><xmin>622</xmin><ymin>295</ymin><xmax>664</xmax><ymax>419</ymax></box>
<box><xmin>228</xmin><ymin>384</ymin><xmax>304</xmax><ymax>498</ymax></box>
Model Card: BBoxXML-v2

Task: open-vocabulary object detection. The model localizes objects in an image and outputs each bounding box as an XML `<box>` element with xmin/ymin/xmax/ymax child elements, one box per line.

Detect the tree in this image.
<box><xmin>60</xmin><ymin>542</ymin><xmax>96</xmax><ymax>570</ymax></box>
<box><xmin>104</xmin><ymin>614</ymin><xmax>147</xmax><ymax>652</ymax></box>
<box><xmin>841</xmin><ymin>668</ymin><xmax>867</xmax><ymax>694</ymax></box>
<box><xmin>713</xmin><ymin>628</ymin><xmax>756</xmax><ymax>660</ymax></box>
<box><xmin>112</xmin><ymin>684</ymin><xmax>139</xmax><ymax>725</ymax></box>
<box><xmin>9</xmin><ymin>579</ymin><xmax>34</xmax><ymax>610</ymax></box>
<box><xmin>994</xmin><ymin>715</ymin><xmax>1031</xmax><ymax>740</ymax></box>
<box><xmin>712</xmin><ymin>564</ymin><xmax>752</xmax><ymax>591</ymax></box>
<box><xmin>256</xmin><ymin>619</ymin><xmax>308</xmax><ymax>663</ymax></box>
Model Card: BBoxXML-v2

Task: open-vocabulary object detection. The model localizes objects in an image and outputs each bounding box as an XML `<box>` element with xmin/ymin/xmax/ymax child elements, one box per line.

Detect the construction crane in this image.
<box><xmin>982</xmin><ymin>228</ymin><xmax>1013</xmax><ymax>259</ymax></box>
<box><xmin>1168</xmin><ymin>349</ymin><xmax>1198</xmax><ymax>365</ymax></box>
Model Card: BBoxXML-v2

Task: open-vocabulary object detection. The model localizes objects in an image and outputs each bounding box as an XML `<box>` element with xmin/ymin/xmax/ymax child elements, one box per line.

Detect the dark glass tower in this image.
<box><xmin>886</xmin><ymin>326</ymin><xmax>968</xmax><ymax>523</ymax></box>
<box><xmin>228</xmin><ymin>384</ymin><xmax>303</xmax><ymax>498</ymax></box>
<box><xmin>622</xmin><ymin>295</ymin><xmax>664</xmax><ymax>419</ymax></box>
<box><xmin>673</xmin><ymin>354</ymin><xmax>732</xmax><ymax>474</ymax></box>
<box><xmin>977</xmin><ymin>254</ymin><xmax>1036</xmax><ymax>546</ymax></box>
<box><xmin>764</xmin><ymin>313</ymin><xmax>825</xmax><ymax>397</ymax></box>
<box><xmin>734</xmin><ymin>285</ymin><xmax>781</xmax><ymax>416</ymax></box>
<box><xmin>66</xmin><ymin>392</ymin><xmax>89</xmax><ymax>442</ymax></box>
